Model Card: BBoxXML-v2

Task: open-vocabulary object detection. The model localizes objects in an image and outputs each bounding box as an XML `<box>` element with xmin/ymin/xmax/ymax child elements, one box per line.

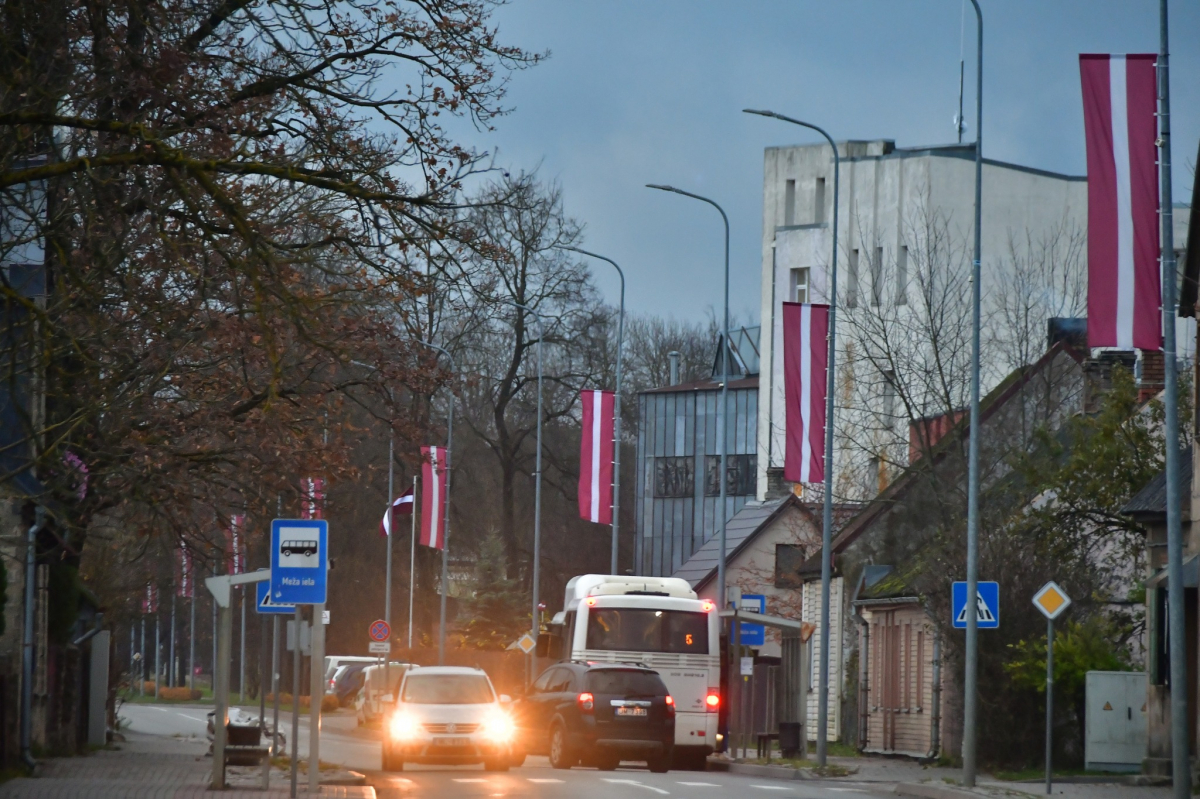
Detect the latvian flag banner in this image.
<box><xmin>176</xmin><ymin>545</ymin><xmax>192</xmax><ymax>598</ymax></box>
<box><xmin>1080</xmin><ymin>54</ymin><xmax>1161</xmax><ymax>351</ymax></box>
<box><xmin>420</xmin><ymin>446</ymin><xmax>447</xmax><ymax>550</ymax></box>
<box><xmin>380</xmin><ymin>487</ymin><xmax>415</xmax><ymax>537</ymax></box>
<box><xmin>782</xmin><ymin>302</ymin><xmax>829</xmax><ymax>484</ymax></box>
<box><xmin>578</xmin><ymin>389</ymin><xmax>615</xmax><ymax>525</ymax></box>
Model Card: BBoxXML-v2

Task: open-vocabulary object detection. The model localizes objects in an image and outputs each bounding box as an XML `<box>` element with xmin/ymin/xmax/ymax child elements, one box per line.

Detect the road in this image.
<box><xmin>119</xmin><ymin>704</ymin><xmax>890</xmax><ymax>798</ymax></box>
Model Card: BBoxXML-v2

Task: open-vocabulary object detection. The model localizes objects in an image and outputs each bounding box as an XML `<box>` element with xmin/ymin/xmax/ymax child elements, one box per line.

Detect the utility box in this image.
<box><xmin>1085</xmin><ymin>671</ymin><xmax>1147</xmax><ymax>772</ymax></box>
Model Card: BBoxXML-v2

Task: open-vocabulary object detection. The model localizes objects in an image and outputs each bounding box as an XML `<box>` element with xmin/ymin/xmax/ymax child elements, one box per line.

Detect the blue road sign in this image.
<box><xmin>256</xmin><ymin>580</ymin><xmax>296</xmax><ymax>614</ymax></box>
<box><xmin>737</xmin><ymin>594</ymin><xmax>766</xmax><ymax>647</ymax></box>
<box><xmin>270</xmin><ymin>519</ymin><xmax>328</xmax><ymax>605</ymax></box>
<box><xmin>952</xmin><ymin>581</ymin><xmax>1000</xmax><ymax>629</ymax></box>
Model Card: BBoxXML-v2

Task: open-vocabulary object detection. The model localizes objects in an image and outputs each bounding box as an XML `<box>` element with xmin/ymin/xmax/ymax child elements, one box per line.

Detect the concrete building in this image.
<box><xmin>755</xmin><ymin>139</ymin><xmax>1193</xmax><ymax>505</ymax></box>
<box><xmin>635</xmin><ymin>328</ymin><xmax>761</xmax><ymax>577</ymax></box>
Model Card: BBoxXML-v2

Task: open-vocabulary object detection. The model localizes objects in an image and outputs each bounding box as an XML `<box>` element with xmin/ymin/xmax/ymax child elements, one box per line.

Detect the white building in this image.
<box><xmin>755</xmin><ymin>139</ymin><xmax>1192</xmax><ymax>503</ymax></box>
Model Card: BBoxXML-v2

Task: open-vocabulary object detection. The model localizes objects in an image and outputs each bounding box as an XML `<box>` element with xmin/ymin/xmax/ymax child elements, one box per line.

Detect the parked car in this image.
<box><xmin>331</xmin><ymin>663</ymin><xmax>371</xmax><ymax>707</ymax></box>
<box><xmin>324</xmin><ymin>656</ymin><xmax>380</xmax><ymax>693</ymax></box>
<box><xmin>381</xmin><ymin>666</ymin><xmax>516</xmax><ymax>772</ymax></box>
<box><xmin>354</xmin><ymin>662</ymin><xmax>410</xmax><ymax>726</ymax></box>
<box><xmin>510</xmin><ymin>662</ymin><xmax>674</xmax><ymax>772</ymax></box>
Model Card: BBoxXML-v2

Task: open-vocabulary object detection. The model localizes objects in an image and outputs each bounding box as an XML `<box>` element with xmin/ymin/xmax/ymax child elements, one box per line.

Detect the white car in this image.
<box><xmin>382</xmin><ymin>666</ymin><xmax>516</xmax><ymax>772</ymax></box>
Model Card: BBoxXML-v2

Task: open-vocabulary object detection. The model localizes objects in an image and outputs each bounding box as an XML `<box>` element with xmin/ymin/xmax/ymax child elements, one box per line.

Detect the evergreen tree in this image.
<box><xmin>456</xmin><ymin>530</ymin><xmax>528</xmax><ymax>650</ymax></box>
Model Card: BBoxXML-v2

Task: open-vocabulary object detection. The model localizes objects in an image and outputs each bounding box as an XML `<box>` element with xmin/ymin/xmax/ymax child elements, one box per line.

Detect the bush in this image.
<box><xmin>159</xmin><ymin>687</ymin><xmax>202</xmax><ymax>701</ymax></box>
<box><xmin>264</xmin><ymin>693</ymin><xmax>339</xmax><ymax>712</ymax></box>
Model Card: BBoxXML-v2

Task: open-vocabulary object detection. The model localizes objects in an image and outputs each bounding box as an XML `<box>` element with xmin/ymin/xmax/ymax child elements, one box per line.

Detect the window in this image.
<box><xmin>881</xmin><ymin>369</ymin><xmax>897</xmax><ymax>420</ymax></box>
<box><xmin>784</xmin><ymin>179</ymin><xmax>796</xmax><ymax>226</ymax></box>
<box><xmin>705</xmin><ymin>454</ymin><xmax>757</xmax><ymax>496</ymax></box>
<box><xmin>585</xmin><ymin>608</ymin><xmax>710</xmax><ymax>654</ymax></box>
<box><xmin>814</xmin><ymin>178</ymin><xmax>826</xmax><ymax>224</ymax></box>
<box><xmin>653</xmin><ymin>456</ymin><xmax>693</xmax><ymax>498</ymax></box>
<box><xmin>866</xmin><ymin>455</ymin><xmax>881</xmax><ymax>496</ymax></box>
<box><xmin>896</xmin><ymin>245</ymin><xmax>909</xmax><ymax>305</ymax></box>
<box><xmin>847</xmin><ymin>249</ymin><xmax>859</xmax><ymax>308</ymax></box>
<box><xmin>586</xmin><ymin>670</ymin><xmax>667</xmax><ymax>695</ymax></box>
<box><xmin>871</xmin><ymin>246</ymin><xmax>883</xmax><ymax>306</ymax></box>
<box><xmin>401</xmin><ymin>674</ymin><xmax>495</xmax><ymax>704</ymax></box>
<box><xmin>531</xmin><ymin>668</ymin><xmax>555</xmax><ymax>693</ymax></box>
<box><xmin>789</xmin><ymin>267</ymin><xmax>810</xmax><ymax>303</ymax></box>
<box><xmin>547</xmin><ymin>668</ymin><xmax>573</xmax><ymax>694</ymax></box>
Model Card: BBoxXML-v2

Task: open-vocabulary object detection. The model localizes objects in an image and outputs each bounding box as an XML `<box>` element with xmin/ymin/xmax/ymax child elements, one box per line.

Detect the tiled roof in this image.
<box><xmin>672</xmin><ymin>496</ymin><xmax>806</xmax><ymax>589</ymax></box>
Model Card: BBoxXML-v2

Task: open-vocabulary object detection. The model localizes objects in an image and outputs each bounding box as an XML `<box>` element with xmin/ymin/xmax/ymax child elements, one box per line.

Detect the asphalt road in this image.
<box><xmin>365</xmin><ymin>759</ymin><xmax>892</xmax><ymax>799</ymax></box>
<box><xmin>120</xmin><ymin>704</ymin><xmax>890</xmax><ymax>799</ymax></box>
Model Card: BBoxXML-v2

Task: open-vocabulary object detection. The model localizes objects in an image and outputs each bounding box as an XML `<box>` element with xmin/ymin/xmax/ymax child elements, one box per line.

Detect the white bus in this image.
<box><xmin>542</xmin><ymin>575</ymin><xmax>720</xmax><ymax>767</ymax></box>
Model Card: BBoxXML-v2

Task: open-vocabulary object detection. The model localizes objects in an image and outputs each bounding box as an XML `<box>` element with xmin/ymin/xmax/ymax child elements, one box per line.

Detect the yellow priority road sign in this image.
<box><xmin>1032</xmin><ymin>581</ymin><xmax>1072</xmax><ymax>620</ymax></box>
<box><xmin>516</xmin><ymin>633</ymin><xmax>537</xmax><ymax>654</ymax></box>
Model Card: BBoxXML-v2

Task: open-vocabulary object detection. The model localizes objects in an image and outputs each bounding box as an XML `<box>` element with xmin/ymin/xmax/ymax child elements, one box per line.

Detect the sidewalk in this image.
<box><xmin>0</xmin><ymin>730</ymin><xmax>375</xmax><ymax>799</ymax></box>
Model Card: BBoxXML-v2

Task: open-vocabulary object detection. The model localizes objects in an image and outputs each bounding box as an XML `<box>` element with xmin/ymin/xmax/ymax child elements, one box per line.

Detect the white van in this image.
<box><xmin>355</xmin><ymin>662</ymin><xmax>411</xmax><ymax>726</ymax></box>
<box><xmin>323</xmin><ymin>656</ymin><xmax>381</xmax><ymax>693</ymax></box>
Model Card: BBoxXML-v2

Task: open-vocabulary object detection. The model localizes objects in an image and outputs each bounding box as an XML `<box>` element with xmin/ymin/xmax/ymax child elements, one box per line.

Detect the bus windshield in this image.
<box><xmin>585</xmin><ymin>608</ymin><xmax>709</xmax><ymax>654</ymax></box>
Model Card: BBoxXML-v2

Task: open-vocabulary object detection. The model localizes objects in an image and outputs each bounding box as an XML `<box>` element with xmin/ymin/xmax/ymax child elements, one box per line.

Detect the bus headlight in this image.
<box><xmin>389</xmin><ymin>712</ymin><xmax>421</xmax><ymax>741</ymax></box>
<box><xmin>481</xmin><ymin>709</ymin><xmax>516</xmax><ymax>744</ymax></box>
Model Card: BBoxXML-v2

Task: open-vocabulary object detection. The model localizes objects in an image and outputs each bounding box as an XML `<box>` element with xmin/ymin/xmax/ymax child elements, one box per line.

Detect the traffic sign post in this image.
<box><xmin>369</xmin><ymin>619</ymin><xmax>391</xmax><ymax>642</ymax></box>
<box><xmin>516</xmin><ymin>633</ymin><xmax>537</xmax><ymax>655</ymax></box>
<box><xmin>952</xmin><ymin>581</ymin><xmax>1000</xmax><ymax>629</ymax></box>
<box><xmin>1033</xmin><ymin>582</ymin><xmax>1071</xmax><ymax>795</ymax></box>
<box><xmin>368</xmin><ymin>641</ymin><xmax>391</xmax><ymax>654</ymax></box>
<box><xmin>257</xmin><ymin>582</ymin><xmax>295</xmax><ymax>615</ymax></box>
<box><xmin>270</xmin><ymin>519</ymin><xmax>328</xmax><ymax>605</ymax></box>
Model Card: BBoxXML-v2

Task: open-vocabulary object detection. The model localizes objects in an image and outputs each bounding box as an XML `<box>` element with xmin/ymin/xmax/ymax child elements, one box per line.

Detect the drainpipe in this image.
<box><xmin>927</xmin><ymin>631</ymin><xmax>942</xmax><ymax>760</ymax></box>
<box><xmin>21</xmin><ymin>506</ymin><xmax>46</xmax><ymax>771</ymax></box>
<box><xmin>853</xmin><ymin>608</ymin><xmax>869</xmax><ymax>751</ymax></box>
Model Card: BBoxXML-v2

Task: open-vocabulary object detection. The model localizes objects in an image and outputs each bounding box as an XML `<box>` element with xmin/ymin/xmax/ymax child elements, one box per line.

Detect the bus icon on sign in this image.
<box><xmin>280</xmin><ymin>538</ymin><xmax>319</xmax><ymax>566</ymax></box>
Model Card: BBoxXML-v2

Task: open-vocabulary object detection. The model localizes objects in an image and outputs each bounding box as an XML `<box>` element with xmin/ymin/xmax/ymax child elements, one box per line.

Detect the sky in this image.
<box><xmin>439</xmin><ymin>0</ymin><xmax>1200</xmax><ymax>325</ymax></box>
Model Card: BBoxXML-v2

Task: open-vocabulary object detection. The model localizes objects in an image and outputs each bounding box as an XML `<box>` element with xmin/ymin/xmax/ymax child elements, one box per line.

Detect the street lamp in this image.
<box><xmin>416</xmin><ymin>340</ymin><xmax>456</xmax><ymax>666</ymax></box>
<box><xmin>557</xmin><ymin>245</ymin><xmax>625</xmax><ymax>575</ymax></box>
<box><xmin>742</xmin><ymin>108</ymin><xmax>840</xmax><ymax>767</ymax></box>
<box><xmin>645</xmin><ymin>185</ymin><xmax>731</xmax><ymax>612</ymax></box>
<box><xmin>504</xmin><ymin>300</ymin><xmax>546</xmax><ymax>672</ymax></box>
<box><xmin>961</xmin><ymin>1</ymin><xmax>983</xmax><ymax>786</ymax></box>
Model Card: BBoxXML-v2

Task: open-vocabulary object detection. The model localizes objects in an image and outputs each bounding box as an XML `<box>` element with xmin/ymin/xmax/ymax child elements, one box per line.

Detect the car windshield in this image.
<box><xmin>585</xmin><ymin>608</ymin><xmax>709</xmax><ymax>654</ymax></box>
<box><xmin>587</xmin><ymin>670</ymin><xmax>666</xmax><ymax>695</ymax></box>
<box><xmin>401</xmin><ymin>674</ymin><xmax>494</xmax><ymax>704</ymax></box>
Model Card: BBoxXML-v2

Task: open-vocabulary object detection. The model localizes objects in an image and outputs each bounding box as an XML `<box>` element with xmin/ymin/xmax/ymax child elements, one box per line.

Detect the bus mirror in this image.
<box><xmin>536</xmin><ymin>633</ymin><xmax>551</xmax><ymax>658</ymax></box>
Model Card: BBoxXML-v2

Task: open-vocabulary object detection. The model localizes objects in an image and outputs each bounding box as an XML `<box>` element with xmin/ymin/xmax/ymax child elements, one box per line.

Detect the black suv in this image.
<box><xmin>511</xmin><ymin>662</ymin><xmax>674</xmax><ymax>772</ymax></box>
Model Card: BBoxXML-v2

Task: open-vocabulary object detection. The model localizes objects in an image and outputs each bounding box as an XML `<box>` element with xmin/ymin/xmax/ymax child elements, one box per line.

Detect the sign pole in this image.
<box><xmin>309</xmin><ymin>603</ymin><xmax>324</xmax><ymax>794</ymax></box>
<box><xmin>1045</xmin><ymin>617</ymin><xmax>1054</xmax><ymax>795</ymax></box>
<box><xmin>272</xmin><ymin>615</ymin><xmax>280</xmax><ymax>755</ymax></box>
<box><xmin>290</xmin><ymin>607</ymin><xmax>300</xmax><ymax>799</ymax></box>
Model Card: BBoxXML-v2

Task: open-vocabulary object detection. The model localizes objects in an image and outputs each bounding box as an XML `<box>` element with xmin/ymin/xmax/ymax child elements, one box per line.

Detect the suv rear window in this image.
<box><xmin>586</xmin><ymin>670</ymin><xmax>667</xmax><ymax>696</ymax></box>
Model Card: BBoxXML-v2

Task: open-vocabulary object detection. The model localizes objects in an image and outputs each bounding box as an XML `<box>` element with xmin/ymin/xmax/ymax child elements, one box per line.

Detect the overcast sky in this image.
<box><xmin>443</xmin><ymin>0</ymin><xmax>1200</xmax><ymax>325</ymax></box>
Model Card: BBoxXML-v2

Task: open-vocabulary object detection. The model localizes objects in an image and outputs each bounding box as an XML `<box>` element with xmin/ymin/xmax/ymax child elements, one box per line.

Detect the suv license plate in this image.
<box><xmin>616</xmin><ymin>707</ymin><xmax>647</xmax><ymax>717</ymax></box>
<box><xmin>434</xmin><ymin>737</ymin><xmax>470</xmax><ymax>746</ymax></box>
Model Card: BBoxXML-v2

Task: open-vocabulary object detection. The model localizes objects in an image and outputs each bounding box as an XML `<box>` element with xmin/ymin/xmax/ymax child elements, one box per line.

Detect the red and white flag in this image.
<box><xmin>380</xmin><ymin>487</ymin><xmax>415</xmax><ymax>537</ymax></box>
<box><xmin>176</xmin><ymin>546</ymin><xmax>193</xmax><ymax>598</ymax></box>
<box><xmin>578</xmin><ymin>389</ymin><xmax>615</xmax><ymax>525</ymax></box>
<box><xmin>783</xmin><ymin>302</ymin><xmax>829</xmax><ymax>484</ymax></box>
<box><xmin>1080</xmin><ymin>54</ymin><xmax>1161</xmax><ymax>351</ymax></box>
<box><xmin>226</xmin><ymin>514</ymin><xmax>246</xmax><ymax>575</ymax></box>
<box><xmin>142</xmin><ymin>582</ymin><xmax>159</xmax><ymax>614</ymax></box>
<box><xmin>420</xmin><ymin>446</ymin><xmax>447</xmax><ymax>550</ymax></box>
<box><xmin>300</xmin><ymin>477</ymin><xmax>325</xmax><ymax>520</ymax></box>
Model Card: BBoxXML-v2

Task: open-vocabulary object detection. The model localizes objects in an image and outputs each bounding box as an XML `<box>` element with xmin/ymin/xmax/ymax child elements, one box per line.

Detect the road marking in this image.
<box><xmin>453</xmin><ymin>778</ymin><xmax>489</xmax><ymax>783</ymax></box>
<box><xmin>602</xmin><ymin>778</ymin><xmax>670</xmax><ymax>794</ymax></box>
<box><xmin>677</xmin><ymin>782</ymin><xmax>721</xmax><ymax>787</ymax></box>
<box><xmin>750</xmin><ymin>786</ymin><xmax>792</xmax><ymax>791</ymax></box>
<box><xmin>528</xmin><ymin>778</ymin><xmax>565</xmax><ymax>784</ymax></box>
<box><xmin>827</xmin><ymin>790</ymin><xmax>865</xmax><ymax>794</ymax></box>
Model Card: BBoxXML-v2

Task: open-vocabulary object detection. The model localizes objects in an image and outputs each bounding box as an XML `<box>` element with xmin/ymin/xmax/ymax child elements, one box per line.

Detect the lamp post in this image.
<box><xmin>558</xmin><ymin>245</ymin><xmax>625</xmax><ymax>574</ymax></box>
<box><xmin>416</xmin><ymin>340</ymin><xmax>456</xmax><ymax>666</ymax></box>
<box><xmin>351</xmin><ymin>360</ymin><xmax>396</xmax><ymax>632</ymax></box>
<box><xmin>962</xmin><ymin>1</ymin><xmax>984</xmax><ymax>786</ymax></box>
<box><xmin>505</xmin><ymin>301</ymin><xmax>546</xmax><ymax>672</ymax></box>
<box><xmin>742</xmin><ymin>109</ymin><xmax>840</xmax><ymax>766</ymax></box>
<box><xmin>645</xmin><ymin>185</ymin><xmax>731</xmax><ymax>611</ymax></box>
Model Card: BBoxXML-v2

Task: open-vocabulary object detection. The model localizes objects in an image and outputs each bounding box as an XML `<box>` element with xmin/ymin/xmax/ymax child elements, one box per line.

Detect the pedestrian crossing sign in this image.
<box><xmin>952</xmin><ymin>581</ymin><xmax>1000</xmax><ymax>629</ymax></box>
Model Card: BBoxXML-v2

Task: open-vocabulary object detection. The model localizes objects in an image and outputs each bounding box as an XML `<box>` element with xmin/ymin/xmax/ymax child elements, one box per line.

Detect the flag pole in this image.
<box><xmin>1157</xmin><ymin>2</ymin><xmax>1187</xmax><ymax>795</ymax></box>
<box><xmin>385</xmin><ymin>420</ymin><xmax>394</xmax><ymax>627</ymax></box>
<box><xmin>408</xmin><ymin>475</ymin><xmax>417</xmax><ymax>649</ymax></box>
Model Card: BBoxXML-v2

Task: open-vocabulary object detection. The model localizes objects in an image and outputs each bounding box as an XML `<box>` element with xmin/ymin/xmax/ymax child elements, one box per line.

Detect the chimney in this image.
<box><xmin>668</xmin><ymin>351</ymin><xmax>681</xmax><ymax>386</ymax></box>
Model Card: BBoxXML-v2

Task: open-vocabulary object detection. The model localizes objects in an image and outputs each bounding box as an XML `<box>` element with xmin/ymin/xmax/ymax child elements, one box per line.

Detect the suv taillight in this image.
<box><xmin>577</xmin><ymin>692</ymin><xmax>594</xmax><ymax>713</ymax></box>
<box><xmin>665</xmin><ymin>695</ymin><xmax>675</xmax><ymax>718</ymax></box>
<box><xmin>705</xmin><ymin>690</ymin><xmax>720</xmax><ymax>712</ymax></box>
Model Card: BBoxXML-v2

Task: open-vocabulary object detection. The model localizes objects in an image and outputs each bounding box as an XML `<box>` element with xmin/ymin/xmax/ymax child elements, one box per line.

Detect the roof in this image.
<box><xmin>672</xmin><ymin>495</ymin><xmax>815</xmax><ymax>590</ymax></box>
<box><xmin>641</xmin><ymin>375</ymin><xmax>758</xmax><ymax>395</ymax></box>
<box><xmin>1122</xmin><ymin>446</ymin><xmax>1193</xmax><ymax>520</ymax></box>
<box><xmin>829</xmin><ymin>341</ymin><xmax>1085</xmax><ymax>556</ymax></box>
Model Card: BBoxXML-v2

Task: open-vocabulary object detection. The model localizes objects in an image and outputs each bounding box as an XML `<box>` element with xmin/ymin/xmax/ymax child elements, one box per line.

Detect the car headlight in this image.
<box><xmin>389</xmin><ymin>712</ymin><xmax>421</xmax><ymax>741</ymax></box>
<box><xmin>481</xmin><ymin>709</ymin><xmax>516</xmax><ymax>744</ymax></box>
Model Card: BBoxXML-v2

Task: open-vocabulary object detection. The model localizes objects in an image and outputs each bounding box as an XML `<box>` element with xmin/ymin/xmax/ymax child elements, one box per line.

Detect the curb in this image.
<box><xmin>893</xmin><ymin>784</ymin><xmax>1024</xmax><ymax>799</ymax></box>
<box><xmin>726</xmin><ymin>762</ymin><xmax>806</xmax><ymax>781</ymax></box>
<box><xmin>322</xmin><ymin>770</ymin><xmax>368</xmax><ymax>786</ymax></box>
